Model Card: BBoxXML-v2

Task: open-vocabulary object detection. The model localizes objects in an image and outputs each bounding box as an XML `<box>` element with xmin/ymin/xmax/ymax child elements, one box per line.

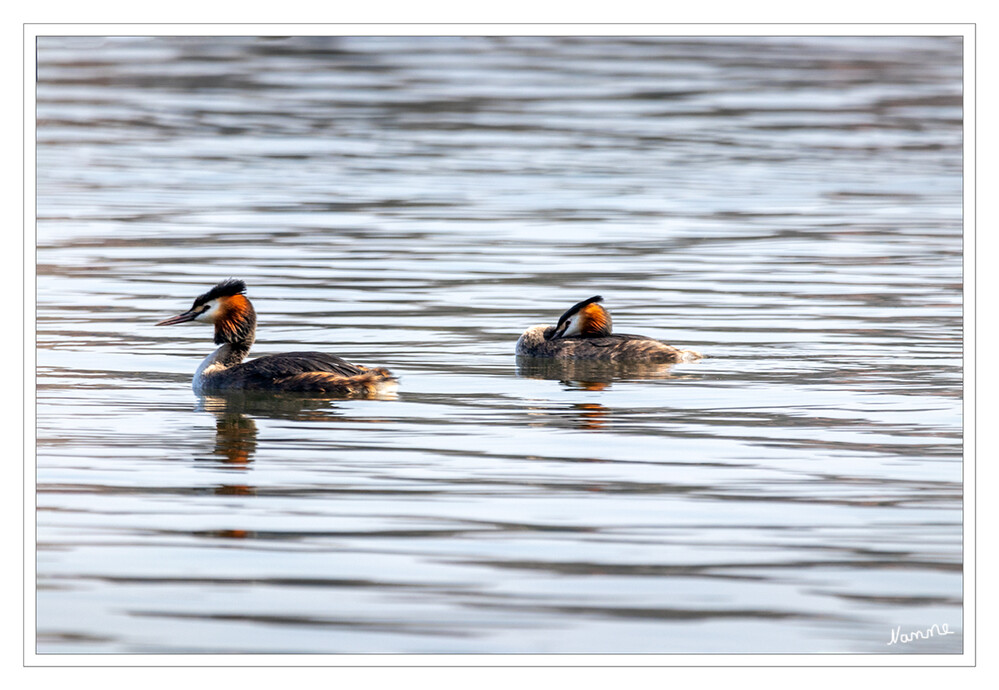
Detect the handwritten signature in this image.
<box><xmin>887</xmin><ymin>623</ymin><xmax>956</xmax><ymax>645</ymax></box>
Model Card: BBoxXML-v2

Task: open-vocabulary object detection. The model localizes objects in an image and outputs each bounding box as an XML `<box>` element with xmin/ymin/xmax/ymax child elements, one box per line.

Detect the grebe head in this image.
<box><xmin>156</xmin><ymin>278</ymin><xmax>257</xmax><ymax>346</ymax></box>
<box><xmin>547</xmin><ymin>295</ymin><xmax>613</xmax><ymax>340</ymax></box>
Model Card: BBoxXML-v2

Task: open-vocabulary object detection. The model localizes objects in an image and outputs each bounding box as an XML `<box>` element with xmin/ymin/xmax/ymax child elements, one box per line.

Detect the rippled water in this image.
<box><xmin>34</xmin><ymin>35</ymin><xmax>964</xmax><ymax>655</ymax></box>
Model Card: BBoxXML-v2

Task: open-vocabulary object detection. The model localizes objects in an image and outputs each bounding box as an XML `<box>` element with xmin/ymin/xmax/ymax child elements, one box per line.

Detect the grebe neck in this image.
<box><xmin>194</xmin><ymin>342</ymin><xmax>252</xmax><ymax>391</ymax></box>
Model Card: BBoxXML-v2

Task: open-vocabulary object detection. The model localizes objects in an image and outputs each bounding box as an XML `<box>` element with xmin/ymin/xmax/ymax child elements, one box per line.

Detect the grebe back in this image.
<box><xmin>156</xmin><ymin>279</ymin><xmax>396</xmax><ymax>395</ymax></box>
<box><xmin>516</xmin><ymin>295</ymin><xmax>701</xmax><ymax>362</ymax></box>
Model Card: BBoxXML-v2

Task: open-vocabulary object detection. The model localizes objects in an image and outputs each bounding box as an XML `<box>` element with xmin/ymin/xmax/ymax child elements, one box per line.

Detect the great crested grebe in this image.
<box><xmin>516</xmin><ymin>296</ymin><xmax>701</xmax><ymax>362</ymax></box>
<box><xmin>156</xmin><ymin>279</ymin><xmax>396</xmax><ymax>395</ymax></box>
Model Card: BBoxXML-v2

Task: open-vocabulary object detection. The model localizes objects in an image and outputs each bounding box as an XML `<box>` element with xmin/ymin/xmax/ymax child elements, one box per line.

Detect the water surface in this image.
<box><xmin>35</xmin><ymin>35</ymin><xmax>963</xmax><ymax>655</ymax></box>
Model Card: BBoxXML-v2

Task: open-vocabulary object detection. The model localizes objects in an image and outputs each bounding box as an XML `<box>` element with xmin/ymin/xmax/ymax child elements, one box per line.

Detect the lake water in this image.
<box><xmin>34</xmin><ymin>35</ymin><xmax>964</xmax><ymax>655</ymax></box>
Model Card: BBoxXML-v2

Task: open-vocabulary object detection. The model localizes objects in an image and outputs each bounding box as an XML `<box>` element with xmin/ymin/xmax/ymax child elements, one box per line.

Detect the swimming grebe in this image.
<box><xmin>516</xmin><ymin>296</ymin><xmax>701</xmax><ymax>362</ymax></box>
<box><xmin>156</xmin><ymin>279</ymin><xmax>396</xmax><ymax>395</ymax></box>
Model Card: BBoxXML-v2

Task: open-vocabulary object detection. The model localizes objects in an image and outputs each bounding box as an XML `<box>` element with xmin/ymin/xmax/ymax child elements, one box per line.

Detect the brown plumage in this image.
<box><xmin>212</xmin><ymin>293</ymin><xmax>255</xmax><ymax>346</ymax></box>
<box><xmin>516</xmin><ymin>296</ymin><xmax>701</xmax><ymax>363</ymax></box>
<box><xmin>156</xmin><ymin>279</ymin><xmax>397</xmax><ymax>395</ymax></box>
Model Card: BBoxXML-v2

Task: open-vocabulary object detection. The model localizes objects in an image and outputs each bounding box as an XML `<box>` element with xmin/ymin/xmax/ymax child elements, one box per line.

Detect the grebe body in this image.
<box><xmin>516</xmin><ymin>296</ymin><xmax>700</xmax><ymax>363</ymax></box>
<box><xmin>157</xmin><ymin>279</ymin><xmax>396</xmax><ymax>395</ymax></box>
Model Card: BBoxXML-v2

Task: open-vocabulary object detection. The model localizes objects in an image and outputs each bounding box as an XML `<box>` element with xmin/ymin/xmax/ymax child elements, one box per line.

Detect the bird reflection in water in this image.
<box><xmin>197</xmin><ymin>392</ymin><xmax>354</xmax><ymax>497</ymax></box>
<box><xmin>198</xmin><ymin>396</ymin><xmax>262</xmax><ymax>498</ymax></box>
<box><xmin>523</xmin><ymin>399</ymin><xmax>611</xmax><ymax>432</ymax></box>
<box><xmin>517</xmin><ymin>358</ymin><xmax>698</xmax><ymax>431</ymax></box>
<box><xmin>516</xmin><ymin>357</ymin><xmax>688</xmax><ymax>390</ymax></box>
<box><xmin>571</xmin><ymin>402</ymin><xmax>608</xmax><ymax>430</ymax></box>
<box><xmin>210</xmin><ymin>411</ymin><xmax>258</xmax><ymax>468</ymax></box>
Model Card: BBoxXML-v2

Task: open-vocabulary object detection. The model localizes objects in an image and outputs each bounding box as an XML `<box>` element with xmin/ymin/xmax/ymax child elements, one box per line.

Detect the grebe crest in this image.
<box><xmin>516</xmin><ymin>295</ymin><xmax>701</xmax><ymax>362</ymax></box>
<box><xmin>156</xmin><ymin>279</ymin><xmax>396</xmax><ymax>396</ymax></box>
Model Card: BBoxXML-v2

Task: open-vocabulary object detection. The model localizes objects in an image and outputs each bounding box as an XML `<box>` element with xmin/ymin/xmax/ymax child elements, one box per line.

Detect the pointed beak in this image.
<box><xmin>546</xmin><ymin>323</ymin><xmax>568</xmax><ymax>341</ymax></box>
<box><xmin>156</xmin><ymin>308</ymin><xmax>201</xmax><ymax>326</ymax></box>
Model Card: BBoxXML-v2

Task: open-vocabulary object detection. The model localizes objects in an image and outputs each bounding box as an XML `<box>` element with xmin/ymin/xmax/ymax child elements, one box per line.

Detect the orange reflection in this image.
<box><xmin>212</xmin><ymin>414</ymin><xmax>258</xmax><ymax>466</ymax></box>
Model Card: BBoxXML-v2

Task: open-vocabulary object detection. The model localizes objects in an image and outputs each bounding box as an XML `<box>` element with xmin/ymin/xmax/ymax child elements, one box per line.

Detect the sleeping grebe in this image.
<box><xmin>516</xmin><ymin>296</ymin><xmax>701</xmax><ymax>362</ymax></box>
<box><xmin>156</xmin><ymin>279</ymin><xmax>396</xmax><ymax>395</ymax></box>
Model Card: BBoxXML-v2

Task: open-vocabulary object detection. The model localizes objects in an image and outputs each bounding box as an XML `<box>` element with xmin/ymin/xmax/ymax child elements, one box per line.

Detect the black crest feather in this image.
<box><xmin>556</xmin><ymin>295</ymin><xmax>603</xmax><ymax>329</ymax></box>
<box><xmin>194</xmin><ymin>278</ymin><xmax>247</xmax><ymax>307</ymax></box>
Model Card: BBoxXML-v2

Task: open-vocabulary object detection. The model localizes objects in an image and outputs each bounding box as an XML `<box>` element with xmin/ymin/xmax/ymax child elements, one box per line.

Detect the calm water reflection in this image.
<box><xmin>35</xmin><ymin>35</ymin><xmax>963</xmax><ymax>654</ymax></box>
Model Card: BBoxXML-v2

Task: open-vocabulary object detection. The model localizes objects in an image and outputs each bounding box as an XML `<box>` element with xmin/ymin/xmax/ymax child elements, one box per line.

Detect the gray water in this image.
<box><xmin>35</xmin><ymin>35</ymin><xmax>964</xmax><ymax>655</ymax></box>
